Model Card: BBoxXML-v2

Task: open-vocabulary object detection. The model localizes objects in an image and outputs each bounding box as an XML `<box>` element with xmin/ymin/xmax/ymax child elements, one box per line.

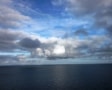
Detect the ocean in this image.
<box><xmin>0</xmin><ymin>64</ymin><xmax>112</xmax><ymax>90</ymax></box>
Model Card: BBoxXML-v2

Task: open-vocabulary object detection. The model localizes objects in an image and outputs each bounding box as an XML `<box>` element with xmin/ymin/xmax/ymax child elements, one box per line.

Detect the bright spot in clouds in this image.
<box><xmin>53</xmin><ymin>45</ymin><xmax>65</xmax><ymax>55</ymax></box>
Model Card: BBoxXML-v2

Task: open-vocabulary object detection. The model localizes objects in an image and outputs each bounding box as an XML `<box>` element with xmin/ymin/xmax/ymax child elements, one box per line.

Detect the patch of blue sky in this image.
<box><xmin>26</xmin><ymin>0</ymin><xmax>64</xmax><ymax>16</ymax></box>
<box><xmin>88</xmin><ymin>28</ymin><xmax>106</xmax><ymax>36</ymax></box>
<box><xmin>37</xmin><ymin>31</ymin><xmax>52</xmax><ymax>38</ymax></box>
<box><xmin>13</xmin><ymin>0</ymin><xmax>102</xmax><ymax>40</ymax></box>
<box><xmin>14</xmin><ymin>0</ymin><xmax>64</xmax><ymax>19</ymax></box>
<box><xmin>0</xmin><ymin>51</ymin><xmax>30</xmax><ymax>56</ymax></box>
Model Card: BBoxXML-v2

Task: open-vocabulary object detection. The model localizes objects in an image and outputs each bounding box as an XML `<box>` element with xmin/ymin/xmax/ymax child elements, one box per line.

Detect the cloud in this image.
<box><xmin>18</xmin><ymin>37</ymin><xmax>41</xmax><ymax>58</ymax></box>
<box><xmin>19</xmin><ymin>38</ymin><xmax>41</xmax><ymax>49</ymax></box>
<box><xmin>53</xmin><ymin>0</ymin><xmax>112</xmax><ymax>54</ymax></box>
<box><xmin>53</xmin><ymin>45</ymin><xmax>65</xmax><ymax>55</ymax></box>
<box><xmin>54</xmin><ymin>0</ymin><xmax>112</xmax><ymax>15</ymax></box>
<box><xmin>0</xmin><ymin>0</ymin><xmax>31</xmax><ymax>29</ymax></box>
<box><xmin>0</xmin><ymin>31</ymin><xmax>109</xmax><ymax>59</ymax></box>
<box><xmin>53</xmin><ymin>0</ymin><xmax>112</xmax><ymax>30</ymax></box>
<box><xmin>0</xmin><ymin>0</ymin><xmax>112</xmax><ymax>62</ymax></box>
<box><xmin>0</xmin><ymin>55</ymin><xmax>19</xmax><ymax>65</ymax></box>
<box><xmin>0</xmin><ymin>0</ymin><xmax>13</xmax><ymax>4</ymax></box>
<box><xmin>0</xmin><ymin>29</ymin><xmax>27</xmax><ymax>51</ymax></box>
<box><xmin>36</xmin><ymin>35</ymin><xmax>109</xmax><ymax>57</ymax></box>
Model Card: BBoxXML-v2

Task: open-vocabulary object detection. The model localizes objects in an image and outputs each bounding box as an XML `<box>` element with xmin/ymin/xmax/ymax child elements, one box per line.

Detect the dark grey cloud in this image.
<box><xmin>0</xmin><ymin>30</ymin><xmax>26</xmax><ymax>51</ymax></box>
<box><xmin>19</xmin><ymin>38</ymin><xmax>41</xmax><ymax>49</ymax></box>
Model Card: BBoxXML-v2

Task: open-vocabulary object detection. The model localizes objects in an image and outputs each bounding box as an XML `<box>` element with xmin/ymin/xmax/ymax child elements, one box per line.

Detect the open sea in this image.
<box><xmin>0</xmin><ymin>64</ymin><xmax>112</xmax><ymax>90</ymax></box>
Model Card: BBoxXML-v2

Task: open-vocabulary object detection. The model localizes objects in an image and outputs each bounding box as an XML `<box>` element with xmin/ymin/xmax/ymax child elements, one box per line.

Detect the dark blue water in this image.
<box><xmin>0</xmin><ymin>64</ymin><xmax>112</xmax><ymax>90</ymax></box>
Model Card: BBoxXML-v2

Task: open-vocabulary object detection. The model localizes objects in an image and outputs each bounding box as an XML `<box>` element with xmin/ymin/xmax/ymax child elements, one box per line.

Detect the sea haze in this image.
<box><xmin>0</xmin><ymin>64</ymin><xmax>112</xmax><ymax>90</ymax></box>
<box><xmin>0</xmin><ymin>58</ymin><xmax>112</xmax><ymax>66</ymax></box>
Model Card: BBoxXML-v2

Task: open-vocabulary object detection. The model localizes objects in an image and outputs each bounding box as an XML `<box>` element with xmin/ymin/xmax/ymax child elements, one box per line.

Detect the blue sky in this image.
<box><xmin>13</xmin><ymin>0</ymin><xmax>94</xmax><ymax>38</ymax></box>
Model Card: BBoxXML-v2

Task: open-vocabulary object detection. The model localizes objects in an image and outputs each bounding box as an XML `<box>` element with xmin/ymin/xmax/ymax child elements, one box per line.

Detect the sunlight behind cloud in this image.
<box><xmin>53</xmin><ymin>45</ymin><xmax>65</xmax><ymax>55</ymax></box>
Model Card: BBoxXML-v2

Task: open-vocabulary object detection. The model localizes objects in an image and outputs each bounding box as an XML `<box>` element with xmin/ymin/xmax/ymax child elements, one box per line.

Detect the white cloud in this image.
<box><xmin>0</xmin><ymin>29</ymin><xmax>29</xmax><ymax>51</ymax></box>
<box><xmin>53</xmin><ymin>45</ymin><xmax>65</xmax><ymax>55</ymax></box>
<box><xmin>35</xmin><ymin>48</ymin><xmax>44</xmax><ymax>57</ymax></box>
<box><xmin>0</xmin><ymin>0</ymin><xmax>31</xmax><ymax>28</ymax></box>
<box><xmin>25</xmin><ymin>35</ymin><xmax>109</xmax><ymax>57</ymax></box>
<box><xmin>53</xmin><ymin>0</ymin><xmax>112</xmax><ymax>14</ymax></box>
<box><xmin>0</xmin><ymin>0</ymin><xmax>13</xmax><ymax>4</ymax></box>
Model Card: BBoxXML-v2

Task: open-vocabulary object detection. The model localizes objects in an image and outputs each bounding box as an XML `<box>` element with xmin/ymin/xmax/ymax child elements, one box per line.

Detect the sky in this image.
<box><xmin>0</xmin><ymin>0</ymin><xmax>112</xmax><ymax>65</ymax></box>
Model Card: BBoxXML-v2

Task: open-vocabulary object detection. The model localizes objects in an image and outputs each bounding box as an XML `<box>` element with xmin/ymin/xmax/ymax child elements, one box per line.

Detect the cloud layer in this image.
<box><xmin>0</xmin><ymin>0</ymin><xmax>112</xmax><ymax>64</ymax></box>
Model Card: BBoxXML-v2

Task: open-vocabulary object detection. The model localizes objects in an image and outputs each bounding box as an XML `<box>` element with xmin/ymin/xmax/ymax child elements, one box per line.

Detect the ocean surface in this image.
<box><xmin>0</xmin><ymin>64</ymin><xmax>112</xmax><ymax>90</ymax></box>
